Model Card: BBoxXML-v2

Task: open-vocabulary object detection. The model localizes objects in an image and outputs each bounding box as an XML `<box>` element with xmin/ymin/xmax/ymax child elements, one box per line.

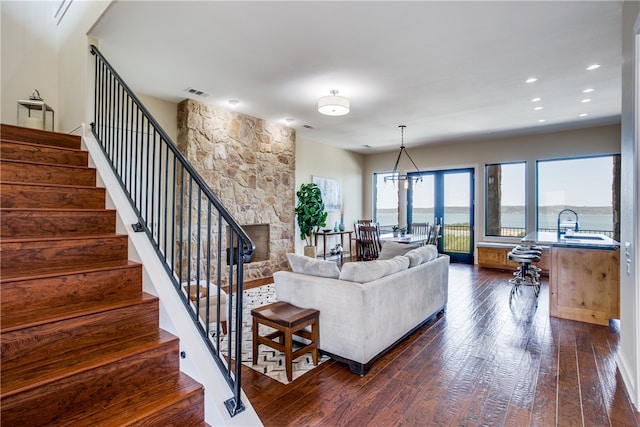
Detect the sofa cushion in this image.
<box><xmin>405</xmin><ymin>245</ymin><xmax>439</xmax><ymax>267</ymax></box>
<box><xmin>286</xmin><ymin>253</ymin><xmax>341</xmax><ymax>279</ymax></box>
<box><xmin>378</xmin><ymin>241</ymin><xmax>421</xmax><ymax>260</ymax></box>
<box><xmin>339</xmin><ymin>255</ymin><xmax>410</xmax><ymax>283</ymax></box>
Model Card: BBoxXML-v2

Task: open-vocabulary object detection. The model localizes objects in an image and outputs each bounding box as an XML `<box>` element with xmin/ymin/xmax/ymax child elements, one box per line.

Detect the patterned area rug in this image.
<box><xmin>219</xmin><ymin>284</ymin><xmax>330</xmax><ymax>384</ymax></box>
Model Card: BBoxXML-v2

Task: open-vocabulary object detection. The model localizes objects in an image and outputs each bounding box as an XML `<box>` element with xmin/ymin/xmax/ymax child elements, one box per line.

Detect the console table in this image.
<box><xmin>314</xmin><ymin>230</ymin><xmax>354</xmax><ymax>260</ymax></box>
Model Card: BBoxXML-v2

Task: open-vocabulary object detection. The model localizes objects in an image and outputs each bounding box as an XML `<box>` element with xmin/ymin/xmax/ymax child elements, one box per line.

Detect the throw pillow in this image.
<box><xmin>405</xmin><ymin>251</ymin><xmax>424</xmax><ymax>268</ymax></box>
<box><xmin>286</xmin><ymin>253</ymin><xmax>341</xmax><ymax>279</ymax></box>
<box><xmin>378</xmin><ymin>241</ymin><xmax>421</xmax><ymax>260</ymax></box>
<box><xmin>339</xmin><ymin>255</ymin><xmax>409</xmax><ymax>283</ymax></box>
<box><xmin>405</xmin><ymin>245</ymin><xmax>439</xmax><ymax>267</ymax></box>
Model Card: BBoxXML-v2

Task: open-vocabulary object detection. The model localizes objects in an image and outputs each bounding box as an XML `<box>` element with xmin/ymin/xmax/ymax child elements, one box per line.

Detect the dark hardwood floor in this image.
<box><xmin>242</xmin><ymin>263</ymin><xmax>640</xmax><ymax>426</ymax></box>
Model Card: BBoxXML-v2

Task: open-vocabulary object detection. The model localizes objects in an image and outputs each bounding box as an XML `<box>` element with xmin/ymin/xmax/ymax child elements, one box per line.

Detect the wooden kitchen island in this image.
<box><xmin>522</xmin><ymin>232</ymin><xmax>620</xmax><ymax>326</ymax></box>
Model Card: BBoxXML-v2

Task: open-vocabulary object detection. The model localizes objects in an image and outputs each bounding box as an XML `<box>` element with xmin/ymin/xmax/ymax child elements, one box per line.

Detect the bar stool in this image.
<box><xmin>508</xmin><ymin>249</ymin><xmax>541</xmax><ymax>305</ymax></box>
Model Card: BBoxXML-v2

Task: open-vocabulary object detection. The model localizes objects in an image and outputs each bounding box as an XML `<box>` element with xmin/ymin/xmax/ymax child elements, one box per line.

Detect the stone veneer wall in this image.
<box><xmin>176</xmin><ymin>98</ymin><xmax>295</xmax><ymax>282</ymax></box>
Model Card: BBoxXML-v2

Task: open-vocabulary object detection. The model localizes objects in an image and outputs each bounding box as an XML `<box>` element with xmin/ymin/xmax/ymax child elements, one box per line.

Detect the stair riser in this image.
<box><xmin>1</xmin><ymin>161</ymin><xmax>96</xmax><ymax>186</ymax></box>
<box><xmin>1</xmin><ymin>264</ymin><xmax>142</xmax><ymax>316</ymax></box>
<box><xmin>0</xmin><ymin>124</ymin><xmax>81</xmax><ymax>149</ymax></box>
<box><xmin>58</xmin><ymin>374</ymin><xmax>205</xmax><ymax>427</ymax></box>
<box><xmin>0</xmin><ymin>209</ymin><xmax>117</xmax><ymax>238</ymax></box>
<box><xmin>0</xmin><ymin>235</ymin><xmax>128</xmax><ymax>273</ymax></box>
<box><xmin>0</xmin><ymin>183</ymin><xmax>105</xmax><ymax>209</ymax></box>
<box><xmin>0</xmin><ymin>338</ymin><xmax>180</xmax><ymax>426</ymax></box>
<box><xmin>124</xmin><ymin>389</ymin><xmax>205</xmax><ymax>427</ymax></box>
<box><xmin>1</xmin><ymin>296</ymin><xmax>159</xmax><ymax>369</ymax></box>
<box><xmin>0</xmin><ymin>140</ymin><xmax>88</xmax><ymax>166</ymax></box>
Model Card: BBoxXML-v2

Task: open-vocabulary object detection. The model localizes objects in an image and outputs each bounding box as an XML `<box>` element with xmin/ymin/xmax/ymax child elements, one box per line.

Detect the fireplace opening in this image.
<box><xmin>227</xmin><ymin>224</ymin><xmax>269</xmax><ymax>263</ymax></box>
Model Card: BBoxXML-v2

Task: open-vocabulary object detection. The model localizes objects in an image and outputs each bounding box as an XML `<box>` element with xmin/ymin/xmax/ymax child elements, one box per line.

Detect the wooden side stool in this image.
<box><xmin>251</xmin><ymin>301</ymin><xmax>320</xmax><ymax>382</ymax></box>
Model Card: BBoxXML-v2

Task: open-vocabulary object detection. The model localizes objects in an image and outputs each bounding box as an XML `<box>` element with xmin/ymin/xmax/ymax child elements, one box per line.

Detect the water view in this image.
<box><xmin>377</xmin><ymin>206</ymin><xmax>614</xmax><ymax>232</ymax></box>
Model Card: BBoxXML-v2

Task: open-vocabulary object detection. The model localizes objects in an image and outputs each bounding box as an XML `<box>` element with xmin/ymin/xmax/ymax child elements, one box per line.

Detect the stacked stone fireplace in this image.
<box><xmin>177</xmin><ymin>99</ymin><xmax>295</xmax><ymax>282</ymax></box>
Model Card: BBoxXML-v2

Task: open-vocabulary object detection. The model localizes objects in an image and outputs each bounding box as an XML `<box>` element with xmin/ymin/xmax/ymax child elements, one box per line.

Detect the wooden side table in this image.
<box><xmin>251</xmin><ymin>301</ymin><xmax>319</xmax><ymax>382</ymax></box>
<box><xmin>314</xmin><ymin>230</ymin><xmax>354</xmax><ymax>260</ymax></box>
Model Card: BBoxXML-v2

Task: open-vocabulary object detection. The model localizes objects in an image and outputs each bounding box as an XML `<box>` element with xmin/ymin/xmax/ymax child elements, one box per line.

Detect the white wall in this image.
<box><xmin>618</xmin><ymin>0</ymin><xmax>640</xmax><ymax>410</ymax></box>
<box><xmin>137</xmin><ymin>93</ymin><xmax>178</xmax><ymax>143</ymax></box>
<box><xmin>295</xmin><ymin>135</ymin><xmax>364</xmax><ymax>255</ymax></box>
<box><xmin>363</xmin><ymin>124</ymin><xmax>621</xmax><ymax>252</ymax></box>
<box><xmin>1</xmin><ymin>1</ymin><xmax>59</xmax><ymax>128</ymax></box>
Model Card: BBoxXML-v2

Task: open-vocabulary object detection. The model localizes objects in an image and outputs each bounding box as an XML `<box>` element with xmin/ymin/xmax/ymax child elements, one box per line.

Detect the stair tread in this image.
<box><xmin>1</xmin><ymin>329</ymin><xmax>178</xmax><ymax>397</ymax></box>
<box><xmin>0</xmin><ymin>139</ymin><xmax>88</xmax><ymax>166</ymax></box>
<box><xmin>0</xmin><ymin>291</ymin><xmax>156</xmax><ymax>332</ymax></box>
<box><xmin>0</xmin><ymin>233</ymin><xmax>125</xmax><ymax>244</ymax></box>
<box><xmin>1</xmin><ymin>138</ymin><xmax>86</xmax><ymax>154</ymax></box>
<box><xmin>0</xmin><ymin>180</ymin><xmax>99</xmax><ymax>190</ymax></box>
<box><xmin>0</xmin><ymin>259</ymin><xmax>138</xmax><ymax>283</ymax></box>
<box><xmin>63</xmin><ymin>373</ymin><xmax>203</xmax><ymax>427</ymax></box>
<box><xmin>0</xmin><ymin>207</ymin><xmax>116</xmax><ymax>213</ymax></box>
<box><xmin>0</xmin><ymin>158</ymin><xmax>95</xmax><ymax>171</ymax></box>
<box><xmin>0</xmin><ymin>125</ymin><xmax>82</xmax><ymax>149</ymax></box>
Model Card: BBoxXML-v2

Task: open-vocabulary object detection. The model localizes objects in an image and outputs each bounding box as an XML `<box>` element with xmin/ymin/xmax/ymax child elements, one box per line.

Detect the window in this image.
<box><xmin>485</xmin><ymin>162</ymin><xmax>526</xmax><ymax>237</ymax></box>
<box><xmin>536</xmin><ymin>155</ymin><xmax>620</xmax><ymax>238</ymax></box>
<box><xmin>373</xmin><ymin>172</ymin><xmax>398</xmax><ymax>231</ymax></box>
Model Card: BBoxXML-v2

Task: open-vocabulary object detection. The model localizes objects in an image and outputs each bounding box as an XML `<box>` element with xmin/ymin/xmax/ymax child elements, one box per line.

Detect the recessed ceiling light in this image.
<box><xmin>538</xmin><ymin>119</ymin><xmax>546</xmax><ymax>123</ymax></box>
<box><xmin>534</xmin><ymin>106</ymin><xmax>543</xmax><ymax>111</ymax></box>
<box><xmin>531</xmin><ymin>97</ymin><xmax>542</xmax><ymax>102</ymax></box>
<box><xmin>228</xmin><ymin>99</ymin><xmax>239</xmax><ymax>107</ymax></box>
<box><xmin>583</xmin><ymin>88</ymin><xmax>594</xmax><ymax>93</ymax></box>
<box><xmin>581</xmin><ymin>99</ymin><xmax>591</xmax><ymax>103</ymax></box>
<box><xmin>526</xmin><ymin>77</ymin><xmax>538</xmax><ymax>83</ymax></box>
<box><xmin>586</xmin><ymin>64</ymin><xmax>601</xmax><ymax>71</ymax></box>
<box><xmin>284</xmin><ymin>118</ymin><xmax>295</xmax><ymax>124</ymax></box>
<box><xmin>579</xmin><ymin>113</ymin><xmax>588</xmax><ymax>117</ymax></box>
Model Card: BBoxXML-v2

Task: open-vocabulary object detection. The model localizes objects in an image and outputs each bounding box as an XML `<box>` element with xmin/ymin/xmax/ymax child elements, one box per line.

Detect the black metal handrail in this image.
<box><xmin>90</xmin><ymin>45</ymin><xmax>254</xmax><ymax>417</ymax></box>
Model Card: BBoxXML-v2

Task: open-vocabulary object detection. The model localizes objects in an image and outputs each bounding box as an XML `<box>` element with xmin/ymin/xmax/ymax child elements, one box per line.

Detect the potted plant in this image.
<box><xmin>392</xmin><ymin>225</ymin><xmax>400</xmax><ymax>237</ymax></box>
<box><xmin>400</xmin><ymin>226</ymin><xmax>407</xmax><ymax>237</ymax></box>
<box><xmin>295</xmin><ymin>183</ymin><xmax>328</xmax><ymax>257</ymax></box>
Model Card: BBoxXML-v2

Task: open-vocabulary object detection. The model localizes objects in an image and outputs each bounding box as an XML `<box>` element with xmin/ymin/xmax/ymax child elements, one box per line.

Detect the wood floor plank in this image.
<box><xmin>242</xmin><ymin>264</ymin><xmax>640</xmax><ymax>427</ymax></box>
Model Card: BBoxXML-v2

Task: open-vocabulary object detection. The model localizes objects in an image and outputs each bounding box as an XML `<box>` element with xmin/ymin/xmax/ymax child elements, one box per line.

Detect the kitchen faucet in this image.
<box><xmin>557</xmin><ymin>208</ymin><xmax>579</xmax><ymax>238</ymax></box>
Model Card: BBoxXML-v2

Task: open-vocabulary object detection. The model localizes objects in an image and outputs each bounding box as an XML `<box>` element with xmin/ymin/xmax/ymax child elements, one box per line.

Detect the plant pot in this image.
<box><xmin>304</xmin><ymin>245</ymin><xmax>317</xmax><ymax>258</ymax></box>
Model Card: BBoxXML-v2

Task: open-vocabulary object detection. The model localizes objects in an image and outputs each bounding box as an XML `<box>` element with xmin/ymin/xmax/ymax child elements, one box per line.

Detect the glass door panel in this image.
<box><xmin>409</xmin><ymin>174</ymin><xmax>435</xmax><ymax>225</ymax></box>
<box><xmin>443</xmin><ymin>171</ymin><xmax>474</xmax><ymax>262</ymax></box>
<box><xmin>408</xmin><ymin>168</ymin><xmax>474</xmax><ymax>263</ymax></box>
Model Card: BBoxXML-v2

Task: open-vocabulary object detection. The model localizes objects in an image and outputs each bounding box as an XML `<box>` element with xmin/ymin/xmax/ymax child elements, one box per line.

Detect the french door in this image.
<box><xmin>407</xmin><ymin>168</ymin><xmax>474</xmax><ymax>263</ymax></box>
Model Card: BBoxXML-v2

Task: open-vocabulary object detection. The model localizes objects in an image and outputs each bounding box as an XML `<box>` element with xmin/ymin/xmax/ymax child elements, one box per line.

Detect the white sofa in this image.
<box><xmin>274</xmin><ymin>244</ymin><xmax>449</xmax><ymax>375</ymax></box>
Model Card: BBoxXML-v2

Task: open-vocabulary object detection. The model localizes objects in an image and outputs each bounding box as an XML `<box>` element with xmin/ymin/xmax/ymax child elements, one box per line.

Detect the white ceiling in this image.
<box><xmin>89</xmin><ymin>1</ymin><xmax>623</xmax><ymax>153</ymax></box>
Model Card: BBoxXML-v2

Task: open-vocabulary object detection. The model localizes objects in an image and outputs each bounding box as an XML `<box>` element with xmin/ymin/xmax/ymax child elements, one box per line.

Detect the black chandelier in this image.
<box><xmin>384</xmin><ymin>125</ymin><xmax>423</xmax><ymax>188</ymax></box>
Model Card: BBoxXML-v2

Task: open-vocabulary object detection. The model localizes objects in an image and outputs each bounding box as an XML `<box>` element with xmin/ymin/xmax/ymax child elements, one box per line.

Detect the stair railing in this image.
<box><xmin>89</xmin><ymin>45</ymin><xmax>254</xmax><ymax>417</ymax></box>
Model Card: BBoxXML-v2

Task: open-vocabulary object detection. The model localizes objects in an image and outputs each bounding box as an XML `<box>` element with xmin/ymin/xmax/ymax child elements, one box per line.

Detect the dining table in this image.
<box><xmin>379</xmin><ymin>233</ymin><xmax>428</xmax><ymax>245</ymax></box>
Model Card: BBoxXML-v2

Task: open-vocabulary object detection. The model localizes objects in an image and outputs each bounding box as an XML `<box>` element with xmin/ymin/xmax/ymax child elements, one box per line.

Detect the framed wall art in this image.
<box><xmin>312</xmin><ymin>176</ymin><xmax>342</xmax><ymax>212</ymax></box>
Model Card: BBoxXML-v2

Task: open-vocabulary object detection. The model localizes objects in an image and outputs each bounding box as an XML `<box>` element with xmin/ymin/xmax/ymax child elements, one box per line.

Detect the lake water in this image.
<box><xmin>376</xmin><ymin>212</ymin><xmax>613</xmax><ymax>232</ymax></box>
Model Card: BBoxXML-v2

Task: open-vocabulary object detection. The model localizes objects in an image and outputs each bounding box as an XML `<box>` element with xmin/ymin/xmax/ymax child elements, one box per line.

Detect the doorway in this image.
<box><xmin>407</xmin><ymin>168</ymin><xmax>474</xmax><ymax>263</ymax></box>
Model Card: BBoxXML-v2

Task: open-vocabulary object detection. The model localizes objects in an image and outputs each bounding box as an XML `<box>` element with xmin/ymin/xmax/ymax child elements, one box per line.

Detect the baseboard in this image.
<box><xmin>617</xmin><ymin>350</ymin><xmax>639</xmax><ymax>410</ymax></box>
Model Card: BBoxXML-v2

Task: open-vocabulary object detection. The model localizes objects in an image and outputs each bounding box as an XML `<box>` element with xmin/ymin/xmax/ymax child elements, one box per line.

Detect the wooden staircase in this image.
<box><xmin>0</xmin><ymin>124</ymin><xmax>206</xmax><ymax>426</ymax></box>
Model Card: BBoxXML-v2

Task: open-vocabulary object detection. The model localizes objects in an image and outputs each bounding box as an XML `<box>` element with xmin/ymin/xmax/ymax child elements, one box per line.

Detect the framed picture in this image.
<box><xmin>313</xmin><ymin>176</ymin><xmax>342</xmax><ymax>212</ymax></box>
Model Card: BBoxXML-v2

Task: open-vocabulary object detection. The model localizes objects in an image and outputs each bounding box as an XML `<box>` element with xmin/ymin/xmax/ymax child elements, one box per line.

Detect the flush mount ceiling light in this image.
<box><xmin>384</xmin><ymin>125</ymin><xmax>423</xmax><ymax>189</ymax></box>
<box><xmin>318</xmin><ymin>90</ymin><xmax>350</xmax><ymax>116</ymax></box>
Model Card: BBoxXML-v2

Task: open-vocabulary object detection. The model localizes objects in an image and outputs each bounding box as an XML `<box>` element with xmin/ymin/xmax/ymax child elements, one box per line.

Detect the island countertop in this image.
<box><xmin>522</xmin><ymin>231</ymin><xmax>619</xmax><ymax>250</ymax></box>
